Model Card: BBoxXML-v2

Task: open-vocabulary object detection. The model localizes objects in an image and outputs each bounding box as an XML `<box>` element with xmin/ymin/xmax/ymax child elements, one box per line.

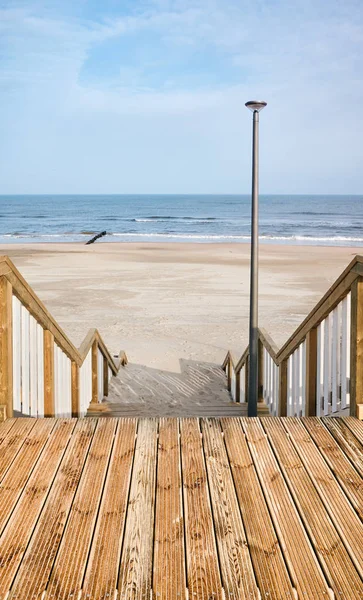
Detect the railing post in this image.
<box><xmin>92</xmin><ymin>340</ymin><xmax>98</xmax><ymax>404</ymax></box>
<box><xmin>227</xmin><ymin>359</ymin><xmax>232</xmax><ymax>392</ymax></box>
<box><xmin>305</xmin><ymin>329</ymin><xmax>317</xmax><ymax>416</ymax></box>
<box><xmin>235</xmin><ymin>370</ymin><xmax>240</xmax><ymax>403</ymax></box>
<box><xmin>245</xmin><ymin>356</ymin><xmax>249</xmax><ymax>403</ymax></box>
<box><xmin>0</xmin><ymin>277</ymin><xmax>13</xmax><ymax>420</ymax></box>
<box><xmin>44</xmin><ymin>329</ymin><xmax>54</xmax><ymax>417</ymax></box>
<box><xmin>278</xmin><ymin>358</ymin><xmax>288</xmax><ymax>416</ymax></box>
<box><xmin>258</xmin><ymin>338</ymin><xmax>264</xmax><ymax>402</ymax></box>
<box><xmin>103</xmin><ymin>356</ymin><xmax>109</xmax><ymax>398</ymax></box>
<box><xmin>71</xmin><ymin>361</ymin><xmax>80</xmax><ymax>417</ymax></box>
<box><xmin>350</xmin><ymin>277</ymin><xmax>363</xmax><ymax>418</ymax></box>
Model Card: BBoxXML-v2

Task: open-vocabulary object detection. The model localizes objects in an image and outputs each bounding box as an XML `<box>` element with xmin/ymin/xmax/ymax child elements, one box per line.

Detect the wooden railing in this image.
<box><xmin>0</xmin><ymin>256</ymin><xmax>127</xmax><ymax>420</ymax></box>
<box><xmin>223</xmin><ymin>255</ymin><xmax>363</xmax><ymax>418</ymax></box>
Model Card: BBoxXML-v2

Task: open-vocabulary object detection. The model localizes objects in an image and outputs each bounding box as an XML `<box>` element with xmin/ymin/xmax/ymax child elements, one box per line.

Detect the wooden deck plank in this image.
<box><xmin>0</xmin><ymin>419</ymin><xmax>76</xmax><ymax>600</ymax></box>
<box><xmin>81</xmin><ymin>419</ymin><xmax>137</xmax><ymax>600</ymax></box>
<box><xmin>282</xmin><ymin>417</ymin><xmax>363</xmax><ymax>578</ymax></box>
<box><xmin>0</xmin><ymin>418</ymin><xmax>36</xmax><ymax>481</ymax></box>
<box><xmin>221</xmin><ymin>417</ymin><xmax>295</xmax><ymax>600</ymax></box>
<box><xmin>1</xmin><ymin>415</ymin><xmax>363</xmax><ymax>599</ymax></box>
<box><xmin>302</xmin><ymin>417</ymin><xmax>363</xmax><ymax>519</ymax></box>
<box><xmin>180</xmin><ymin>418</ymin><xmax>223</xmax><ymax>600</ymax></box>
<box><xmin>118</xmin><ymin>418</ymin><xmax>158</xmax><ymax>600</ymax></box>
<box><xmin>46</xmin><ymin>418</ymin><xmax>118</xmax><ymax>600</ymax></box>
<box><xmin>322</xmin><ymin>417</ymin><xmax>363</xmax><ymax>478</ymax></box>
<box><xmin>201</xmin><ymin>418</ymin><xmax>260</xmax><ymax>599</ymax></box>
<box><xmin>343</xmin><ymin>416</ymin><xmax>363</xmax><ymax>445</ymax></box>
<box><xmin>262</xmin><ymin>417</ymin><xmax>363</xmax><ymax>599</ymax></box>
<box><xmin>241</xmin><ymin>417</ymin><xmax>331</xmax><ymax>599</ymax></box>
<box><xmin>7</xmin><ymin>419</ymin><xmax>96</xmax><ymax>600</ymax></box>
<box><xmin>0</xmin><ymin>418</ymin><xmax>56</xmax><ymax>536</ymax></box>
<box><xmin>153</xmin><ymin>418</ymin><xmax>187</xmax><ymax>600</ymax></box>
<box><xmin>0</xmin><ymin>418</ymin><xmax>16</xmax><ymax>446</ymax></box>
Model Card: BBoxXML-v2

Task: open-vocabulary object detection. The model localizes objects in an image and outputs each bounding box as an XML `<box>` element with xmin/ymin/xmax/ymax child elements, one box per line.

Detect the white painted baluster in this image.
<box><xmin>37</xmin><ymin>323</ymin><xmax>44</xmax><ymax>417</ymax></box>
<box><xmin>301</xmin><ymin>340</ymin><xmax>306</xmax><ymax>416</ymax></box>
<box><xmin>240</xmin><ymin>365</ymin><xmax>245</xmax><ymax>403</ymax></box>
<box><xmin>98</xmin><ymin>349</ymin><xmax>103</xmax><ymax>402</ymax></box>
<box><xmin>298</xmin><ymin>345</ymin><xmax>303</xmax><ymax>417</ymax></box>
<box><xmin>264</xmin><ymin>350</ymin><xmax>268</xmax><ymax>406</ymax></box>
<box><xmin>323</xmin><ymin>316</ymin><xmax>331</xmax><ymax>415</ymax></box>
<box><xmin>268</xmin><ymin>354</ymin><xmax>274</xmax><ymax>414</ymax></box>
<box><xmin>60</xmin><ymin>350</ymin><xmax>64</xmax><ymax>416</ymax></box>
<box><xmin>293</xmin><ymin>349</ymin><xmax>298</xmax><ymax>416</ymax></box>
<box><xmin>317</xmin><ymin>321</ymin><xmax>323</xmax><ymax>416</ymax></box>
<box><xmin>269</xmin><ymin>354</ymin><xmax>273</xmax><ymax>411</ymax></box>
<box><xmin>274</xmin><ymin>364</ymin><xmax>279</xmax><ymax>416</ymax></box>
<box><xmin>331</xmin><ymin>306</ymin><xmax>338</xmax><ymax>413</ymax></box>
<box><xmin>12</xmin><ymin>296</ymin><xmax>21</xmax><ymax>412</ymax></box>
<box><xmin>346</xmin><ymin>292</ymin><xmax>351</xmax><ymax>409</ymax></box>
<box><xmin>54</xmin><ymin>344</ymin><xmax>58</xmax><ymax>416</ymax></box>
<box><xmin>287</xmin><ymin>355</ymin><xmax>292</xmax><ymax>416</ymax></box>
<box><xmin>231</xmin><ymin>368</ymin><xmax>236</xmax><ymax>402</ymax></box>
<box><xmin>21</xmin><ymin>305</ymin><xmax>30</xmax><ymax>415</ymax></box>
<box><xmin>29</xmin><ymin>315</ymin><xmax>37</xmax><ymax>417</ymax></box>
<box><xmin>65</xmin><ymin>353</ymin><xmax>71</xmax><ymax>417</ymax></box>
<box><xmin>336</xmin><ymin>302</ymin><xmax>342</xmax><ymax>413</ymax></box>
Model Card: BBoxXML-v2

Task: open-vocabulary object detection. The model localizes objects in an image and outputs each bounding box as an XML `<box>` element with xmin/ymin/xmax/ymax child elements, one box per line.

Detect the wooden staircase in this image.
<box><xmin>88</xmin><ymin>359</ymin><xmax>268</xmax><ymax>417</ymax></box>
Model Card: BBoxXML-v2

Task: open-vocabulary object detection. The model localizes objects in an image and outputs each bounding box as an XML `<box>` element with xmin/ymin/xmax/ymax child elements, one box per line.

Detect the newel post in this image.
<box><xmin>227</xmin><ymin>358</ymin><xmax>232</xmax><ymax>392</ymax></box>
<box><xmin>0</xmin><ymin>277</ymin><xmax>13</xmax><ymax>420</ymax></box>
<box><xmin>350</xmin><ymin>277</ymin><xmax>363</xmax><ymax>418</ymax></box>
<box><xmin>92</xmin><ymin>340</ymin><xmax>98</xmax><ymax>404</ymax></box>
<box><xmin>44</xmin><ymin>329</ymin><xmax>55</xmax><ymax>417</ymax></box>
<box><xmin>71</xmin><ymin>361</ymin><xmax>80</xmax><ymax>417</ymax></box>
<box><xmin>278</xmin><ymin>358</ymin><xmax>287</xmax><ymax>416</ymax></box>
<box><xmin>235</xmin><ymin>369</ymin><xmax>240</xmax><ymax>403</ymax></box>
<box><xmin>103</xmin><ymin>356</ymin><xmax>109</xmax><ymax>398</ymax></box>
<box><xmin>258</xmin><ymin>338</ymin><xmax>264</xmax><ymax>402</ymax></box>
<box><xmin>305</xmin><ymin>329</ymin><xmax>318</xmax><ymax>416</ymax></box>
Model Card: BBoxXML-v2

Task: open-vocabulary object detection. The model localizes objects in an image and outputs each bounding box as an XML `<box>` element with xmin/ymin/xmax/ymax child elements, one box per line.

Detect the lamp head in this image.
<box><xmin>245</xmin><ymin>100</ymin><xmax>267</xmax><ymax>112</ymax></box>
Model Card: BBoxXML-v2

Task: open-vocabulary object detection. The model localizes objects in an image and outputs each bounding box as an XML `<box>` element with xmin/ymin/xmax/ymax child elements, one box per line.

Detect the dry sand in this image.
<box><xmin>1</xmin><ymin>242</ymin><xmax>361</xmax><ymax>371</ymax></box>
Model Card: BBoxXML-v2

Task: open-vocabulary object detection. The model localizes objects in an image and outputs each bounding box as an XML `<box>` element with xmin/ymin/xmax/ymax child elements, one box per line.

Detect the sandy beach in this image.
<box><xmin>1</xmin><ymin>242</ymin><xmax>361</xmax><ymax>371</ymax></box>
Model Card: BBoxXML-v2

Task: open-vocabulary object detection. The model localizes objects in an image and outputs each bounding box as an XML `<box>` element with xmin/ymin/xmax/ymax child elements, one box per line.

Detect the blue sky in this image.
<box><xmin>1</xmin><ymin>0</ymin><xmax>362</xmax><ymax>194</ymax></box>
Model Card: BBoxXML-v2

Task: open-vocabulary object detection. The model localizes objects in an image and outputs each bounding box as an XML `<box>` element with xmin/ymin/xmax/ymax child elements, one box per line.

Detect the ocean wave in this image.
<box><xmin>132</xmin><ymin>216</ymin><xmax>217</xmax><ymax>222</ymax></box>
<box><xmin>111</xmin><ymin>233</ymin><xmax>363</xmax><ymax>242</ymax></box>
<box><xmin>133</xmin><ymin>218</ymin><xmax>217</xmax><ymax>224</ymax></box>
<box><xmin>1</xmin><ymin>231</ymin><xmax>362</xmax><ymax>242</ymax></box>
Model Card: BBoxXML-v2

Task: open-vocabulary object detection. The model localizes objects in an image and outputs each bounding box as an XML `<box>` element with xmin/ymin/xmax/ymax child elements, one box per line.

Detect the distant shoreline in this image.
<box><xmin>1</xmin><ymin>236</ymin><xmax>363</xmax><ymax>247</ymax></box>
<box><xmin>1</xmin><ymin>194</ymin><xmax>362</xmax><ymax>247</ymax></box>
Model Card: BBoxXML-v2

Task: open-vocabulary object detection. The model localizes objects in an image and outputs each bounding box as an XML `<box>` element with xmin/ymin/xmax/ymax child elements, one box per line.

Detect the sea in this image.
<box><xmin>0</xmin><ymin>194</ymin><xmax>362</xmax><ymax>246</ymax></box>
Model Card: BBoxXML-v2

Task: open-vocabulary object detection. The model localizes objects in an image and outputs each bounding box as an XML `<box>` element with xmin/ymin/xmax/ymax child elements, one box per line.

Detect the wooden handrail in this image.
<box><xmin>223</xmin><ymin>255</ymin><xmax>363</xmax><ymax>418</ymax></box>
<box><xmin>0</xmin><ymin>256</ymin><xmax>127</xmax><ymax>419</ymax></box>
<box><xmin>277</xmin><ymin>255</ymin><xmax>363</xmax><ymax>362</ymax></box>
<box><xmin>224</xmin><ymin>255</ymin><xmax>363</xmax><ymax>371</ymax></box>
<box><xmin>0</xmin><ymin>256</ymin><xmax>119</xmax><ymax>373</ymax></box>
<box><xmin>258</xmin><ymin>328</ymin><xmax>279</xmax><ymax>362</ymax></box>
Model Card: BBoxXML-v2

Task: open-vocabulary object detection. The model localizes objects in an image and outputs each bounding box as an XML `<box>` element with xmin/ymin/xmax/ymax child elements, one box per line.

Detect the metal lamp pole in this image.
<box><xmin>245</xmin><ymin>100</ymin><xmax>267</xmax><ymax>417</ymax></box>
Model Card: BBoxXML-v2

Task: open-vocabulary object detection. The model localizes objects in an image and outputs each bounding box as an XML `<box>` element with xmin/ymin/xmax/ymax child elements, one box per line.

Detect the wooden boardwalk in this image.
<box><xmin>0</xmin><ymin>417</ymin><xmax>362</xmax><ymax>599</ymax></box>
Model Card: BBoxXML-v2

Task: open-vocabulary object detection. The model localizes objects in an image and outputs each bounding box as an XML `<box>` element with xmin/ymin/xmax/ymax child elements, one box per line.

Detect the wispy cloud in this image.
<box><xmin>0</xmin><ymin>0</ymin><xmax>362</xmax><ymax>193</ymax></box>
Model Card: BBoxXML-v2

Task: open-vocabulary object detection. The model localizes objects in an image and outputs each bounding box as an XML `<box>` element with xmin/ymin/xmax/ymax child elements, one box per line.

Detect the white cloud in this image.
<box><xmin>0</xmin><ymin>0</ymin><xmax>362</xmax><ymax>193</ymax></box>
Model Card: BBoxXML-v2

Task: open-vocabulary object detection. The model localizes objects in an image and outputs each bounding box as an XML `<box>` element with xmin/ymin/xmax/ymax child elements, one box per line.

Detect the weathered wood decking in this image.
<box><xmin>0</xmin><ymin>416</ymin><xmax>362</xmax><ymax>599</ymax></box>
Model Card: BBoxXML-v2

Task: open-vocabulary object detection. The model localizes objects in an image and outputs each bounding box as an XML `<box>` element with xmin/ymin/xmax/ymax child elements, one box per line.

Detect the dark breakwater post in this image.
<box><xmin>85</xmin><ymin>231</ymin><xmax>107</xmax><ymax>245</ymax></box>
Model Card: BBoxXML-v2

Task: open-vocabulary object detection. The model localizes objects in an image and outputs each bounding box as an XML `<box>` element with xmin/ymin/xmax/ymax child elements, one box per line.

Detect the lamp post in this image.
<box><xmin>245</xmin><ymin>100</ymin><xmax>267</xmax><ymax>417</ymax></box>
